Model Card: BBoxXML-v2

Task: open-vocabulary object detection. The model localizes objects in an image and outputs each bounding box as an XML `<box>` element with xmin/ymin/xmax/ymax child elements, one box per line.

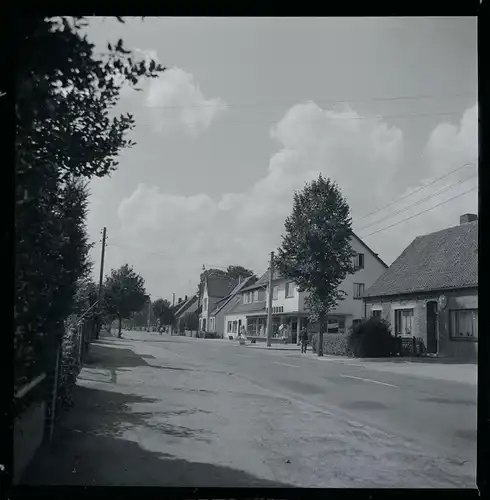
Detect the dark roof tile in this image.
<box><xmin>365</xmin><ymin>221</ymin><xmax>478</xmax><ymax>298</ymax></box>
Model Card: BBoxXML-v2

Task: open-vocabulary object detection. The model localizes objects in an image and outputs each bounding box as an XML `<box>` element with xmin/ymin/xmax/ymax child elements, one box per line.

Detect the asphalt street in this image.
<box><xmin>21</xmin><ymin>330</ymin><xmax>477</xmax><ymax>488</ymax></box>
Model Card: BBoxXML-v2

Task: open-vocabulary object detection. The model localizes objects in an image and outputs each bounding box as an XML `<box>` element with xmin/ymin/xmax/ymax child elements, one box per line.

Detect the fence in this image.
<box><xmin>13</xmin><ymin>305</ymin><xmax>97</xmax><ymax>483</ymax></box>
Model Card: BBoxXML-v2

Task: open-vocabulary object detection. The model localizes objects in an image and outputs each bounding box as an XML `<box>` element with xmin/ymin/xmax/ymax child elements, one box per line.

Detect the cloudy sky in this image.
<box><xmin>84</xmin><ymin>17</ymin><xmax>478</xmax><ymax>301</ymax></box>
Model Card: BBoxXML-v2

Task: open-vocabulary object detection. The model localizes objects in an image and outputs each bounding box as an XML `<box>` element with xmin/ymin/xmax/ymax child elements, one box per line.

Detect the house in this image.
<box><xmin>224</xmin><ymin>272</ymin><xmax>268</xmax><ymax>339</ymax></box>
<box><xmin>224</xmin><ymin>232</ymin><xmax>387</xmax><ymax>342</ymax></box>
<box><xmin>199</xmin><ymin>275</ymin><xmax>239</xmax><ymax>332</ymax></box>
<box><xmin>207</xmin><ymin>276</ymin><xmax>257</xmax><ymax>337</ymax></box>
<box><xmin>173</xmin><ymin>294</ymin><xmax>198</xmax><ymax>333</ymax></box>
<box><xmin>363</xmin><ymin>214</ymin><xmax>478</xmax><ymax>361</ymax></box>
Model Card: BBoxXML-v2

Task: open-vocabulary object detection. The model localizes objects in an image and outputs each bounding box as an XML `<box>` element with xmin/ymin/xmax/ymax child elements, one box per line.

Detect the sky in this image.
<box><xmin>83</xmin><ymin>17</ymin><xmax>478</xmax><ymax>302</ymax></box>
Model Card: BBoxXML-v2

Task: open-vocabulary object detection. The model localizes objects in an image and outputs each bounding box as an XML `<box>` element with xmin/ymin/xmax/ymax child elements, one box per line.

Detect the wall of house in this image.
<box><xmin>265</xmin><ymin>279</ymin><xmax>302</xmax><ymax>312</ymax></box>
<box><xmin>333</xmin><ymin>236</ymin><xmax>387</xmax><ymax>319</ymax></box>
<box><xmin>223</xmin><ymin>313</ymin><xmax>248</xmax><ymax>338</ymax></box>
<box><xmin>267</xmin><ymin>237</ymin><xmax>386</xmax><ymax>321</ymax></box>
<box><xmin>365</xmin><ymin>287</ymin><xmax>478</xmax><ymax>361</ymax></box>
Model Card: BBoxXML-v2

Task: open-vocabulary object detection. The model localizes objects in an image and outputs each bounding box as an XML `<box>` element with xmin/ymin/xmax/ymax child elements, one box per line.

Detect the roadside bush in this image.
<box><xmin>347</xmin><ymin>317</ymin><xmax>394</xmax><ymax>358</ymax></box>
<box><xmin>312</xmin><ymin>333</ymin><xmax>319</xmax><ymax>353</ymax></box>
<box><xmin>311</xmin><ymin>332</ymin><xmax>349</xmax><ymax>355</ymax></box>
<box><xmin>204</xmin><ymin>331</ymin><xmax>220</xmax><ymax>339</ymax></box>
<box><xmin>57</xmin><ymin>321</ymin><xmax>82</xmax><ymax>412</ymax></box>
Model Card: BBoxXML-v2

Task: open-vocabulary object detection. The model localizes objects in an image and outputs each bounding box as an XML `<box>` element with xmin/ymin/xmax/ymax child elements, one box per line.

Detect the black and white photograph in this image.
<box><xmin>12</xmin><ymin>15</ymin><xmax>480</xmax><ymax>491</ymax></box>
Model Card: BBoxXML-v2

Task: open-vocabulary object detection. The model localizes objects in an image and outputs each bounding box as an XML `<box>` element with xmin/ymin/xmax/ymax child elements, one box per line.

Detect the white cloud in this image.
<box><xmin>145</xmin><ymin>65</ymin><xmax>227</xmax><ymax>136</ymax></box>
<box><xmin>108</xmin><ymin>102</ymin><xmax>477</xmax><ymax>299</ymax></box>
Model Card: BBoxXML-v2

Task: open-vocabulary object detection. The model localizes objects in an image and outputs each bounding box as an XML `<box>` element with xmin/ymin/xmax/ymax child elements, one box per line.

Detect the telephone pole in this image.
<box><xmin>266</xmin><ymin>251</ymin><xmax>274</xmax><ymax>347</ymax></box>
<box><xmin>96</xmin><ymin>227</ymin><xmax>107</xmax><ymax>339</ymax></box>
<box><xmin>147</xmin><ymin>295</ymin><xmax>151</xmax><ymax>332</ymax></box>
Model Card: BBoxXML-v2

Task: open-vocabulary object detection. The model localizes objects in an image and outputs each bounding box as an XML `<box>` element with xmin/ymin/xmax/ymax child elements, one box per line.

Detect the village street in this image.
<box><xmin>21</xmin><ymin>331</ymin><xmax>477</xmax><ymax>488</ymax></box>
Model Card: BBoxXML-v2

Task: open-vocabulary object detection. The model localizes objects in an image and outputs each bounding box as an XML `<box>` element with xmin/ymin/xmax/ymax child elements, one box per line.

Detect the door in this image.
<box><xmin>292</xmin><ymin>321</ymin><xmax>298</xmax><ymax>343</ymax></box>
<box><xmin>426</xmin><ymin>301</ymin><xmax>438</xmax><ymax>353</ymax></box>
<box><xmin>202</xmin><ymin>318</ymin><xmax>207</xmax><ymax>332</ymax></box>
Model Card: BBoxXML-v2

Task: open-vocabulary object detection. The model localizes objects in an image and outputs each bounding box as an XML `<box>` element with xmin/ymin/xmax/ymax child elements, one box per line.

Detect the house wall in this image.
<box><xmin>223</xmin><ymin>313</ymin><xmax>248</xmax><ymax>338</ymax></box>
<box><xmin>267</xmin><ymin>236</ymin><xmax>387</xmax><ymax>320</ymax></box>
<box><xmin>365</xmin><ymin>287</ymin><xmax>478</xmax><ymax>361</ymax></box>
<box><xmin>265</xmin><ymin>279</ymin><xmax>302</xmax><ymax>313</ymax></box>
<box><xmin>199</xmin><ymin>282</ymin><xmax>222</xmax><ymax>331</ymax></box>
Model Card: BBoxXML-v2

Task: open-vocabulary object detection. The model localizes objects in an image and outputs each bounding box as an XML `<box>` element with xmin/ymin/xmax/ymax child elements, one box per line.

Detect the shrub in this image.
<box><xmin>204</xmin><ymin>331</ymin><xmax>220</xmax><ymax>339</ymax></box>
<box><xmin>347</xmin><ymin>317</ymin><xmax>394</xmax><ymax>358</ymax></box>
<box><xmin>312</xmin><ymin>333</ymin><xmax>319</xmax><ymax>353</ymax></box>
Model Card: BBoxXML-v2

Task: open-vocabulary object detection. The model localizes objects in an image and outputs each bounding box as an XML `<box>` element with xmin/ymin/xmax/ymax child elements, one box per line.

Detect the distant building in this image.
<box><xmin>199</xmin><ymin>275</ymin><xmax>239</xmax><ymax>332</ymax></box>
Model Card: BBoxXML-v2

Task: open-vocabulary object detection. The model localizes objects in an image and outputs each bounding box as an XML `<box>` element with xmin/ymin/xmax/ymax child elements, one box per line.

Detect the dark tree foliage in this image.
<box><xmin>275</xmin><ymin>174</ymin><xmax>356</xmax><ymax>356</ymax></box>
<box><xmin>14</xmin><ymin>16</ymin><xmax>164</xmax><ymax>389</ymax></box>
<box><xmin>152</xmin><ymin>298</ymin><xmax>175</xmax><ymax>326</ymax></box>
<box><xmin>102</xmin><ymin>264</ymin><xmax>147</xmax><ymax>338</ymax></box>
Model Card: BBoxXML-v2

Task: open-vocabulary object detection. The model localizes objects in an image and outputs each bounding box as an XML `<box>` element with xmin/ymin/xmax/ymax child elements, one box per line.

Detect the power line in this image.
<box><xmin>143</xmin><ymin>91</ymin><xmax>475</xmax><ymax>110</ymax></box>
<box><xmin>355</xmin><ymin>173</ymin><xmax>478</xmax><ymax>233</ymax></box>
<box><xmin>140</xmin><ymin>110</ymin><xmax>468</xmax><ymax>125</ymax></box>
<box><xmin>357</xmin><ymin>160</ymin><xmax>477</xmax><ymax>221</ymax></box>
<box><xmin>361</xmin><ymin>185</ymin><xmax>478</xmax><ymax>238</ymax></box>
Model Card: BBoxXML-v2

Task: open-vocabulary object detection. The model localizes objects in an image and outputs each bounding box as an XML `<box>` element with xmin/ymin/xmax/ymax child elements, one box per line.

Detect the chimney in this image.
<box><xmin>185</xmin><ymin>295</ymin><xmax>188</xmax><ymax>301</ymax></box>
<box><xmin>178</xmin><ymin>297</ymin><xmax>182</xmax><ymax>304</ymax></box>
<box><xmin>460</xmin><ymin>213</ymin><xmax>477</xmax><ymax>225</ymax></box>
<box><xmin>238</xmin><ymin>276</ymin><xmax>241</xmax><ymax>284</ymax></box>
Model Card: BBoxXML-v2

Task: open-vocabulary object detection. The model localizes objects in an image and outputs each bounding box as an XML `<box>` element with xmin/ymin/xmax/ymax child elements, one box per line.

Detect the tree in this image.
<box><xmin>183</xmin><ymin>311</ymin><xmax>199</xmax><ymax>332</ymax></box>
<box><xmin>102</xmin><ymin>264</ymin><xmax>147</xmax><ymax>338</ymax></box>
<box><xmin>152</xmin><ymin>298</ymin><xmax>175</xmax><ymax>327</ymax></box>
<box><xmin>14</xmin><ymin>16</ymin><xmax>164</xmax><ymax>390</ymax></box>
<box><xmin>225</xmin><ymin>265</ymin><xmax>256</xmax><ymax>281</ymax></box>
<box><xmin>274</xmin><ymin>175</ymin><xmax>356</xmax><ymax>356</ymax></box>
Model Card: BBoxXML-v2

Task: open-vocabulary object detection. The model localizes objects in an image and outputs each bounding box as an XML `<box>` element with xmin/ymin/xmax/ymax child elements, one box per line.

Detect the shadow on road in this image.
<box><xmin>20</xmin><ymin>382</ymin><xmax>291</xmax><ymax>488</ymax></box>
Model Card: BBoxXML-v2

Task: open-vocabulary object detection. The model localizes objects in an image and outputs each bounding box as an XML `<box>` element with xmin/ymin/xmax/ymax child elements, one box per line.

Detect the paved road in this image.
<box><xmin>21</xmin><ymin>330</ymin><xmax>477</xmax><ymax>488</ymax></box>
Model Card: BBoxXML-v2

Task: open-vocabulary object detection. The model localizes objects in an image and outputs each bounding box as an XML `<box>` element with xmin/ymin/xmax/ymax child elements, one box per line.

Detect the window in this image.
<box><xmin>352</xmin><ymin>253</ymin><xmax>365</xmax><ymax>270</ymax></box>
<box><xmin>232</xmin><ymin>321</ymin><xmax>238</xmax><ymax>333</ymax></box>
<box><xmin>272</xmin><ymin>286</ymin><xmax>279</xmax><ymax>299</ymax></box>
<box><xmin>253</xmin><ymin>290</ymin><xmax>259</xmax><ymax>302</ymax></box>
<box><xmin>353</xmin><ymin>283</ymin><xmax>365</xmax><ymax>299</ymax></box>
<box><xmin>394</xmin><ymin>309</ymin><xmax>414</xmax><ymax>336</ymax></box>
<box><xmin>243</xmin><ymin>293</ymin><xmax>248</xmax><ymax>304</ymax></box>
<box><xmin>227</xmin><ymin>321</ymin><xmax>232</xmax><ymax>333</ymax></box>
<box><xmin>249</xmin><ymin>291</ymin><xmax>253</xmax><ymax>303</ymax></box>
<box><xmin>285</xmin><ymin>282</ymin><xmax>295</xmax><ymax>298</ymax></box>
<box><xmin>203</xmin><ymin>297</ymin><xmax>208</xmax><ymax>311</ymax></box>
<box><xmin>371</xmin><ymin>309</ymin><xmax>382</xmax><ymax>318</ymax></box>
<box><xmin>450</xmin><ymin>309</ymin><xmax>478</xmax><ymax>341</ymax></box>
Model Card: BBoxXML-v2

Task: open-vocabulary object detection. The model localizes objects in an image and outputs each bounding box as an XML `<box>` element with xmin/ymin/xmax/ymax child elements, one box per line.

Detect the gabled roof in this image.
<box><xmin>226</xmin><ymin>297</ymin><xmax>267</xmax><ymax>315</ymax></box>
<box><xmin>365</xmin><ymin>221</ymin><xmax>478</xmax><ymax>298</ymax></box>
<box><xmin>174</xmin><ymin>295</ymin><xmax>198</xmax><ymax>318</ymax></box>
<box><xmin>206</xmin><ymin>275</ymin><xmax>238</xmax><ymax>298</ymax></box>
<box><xmin>240</xmin><ymin>232</ymin><xmax>385</xmax><ymax>293</ymax></box>
<box><xmin>240</xmin><ymin>269</ymin><xmax>278</xmax><ymax>291</ymax></box>
<box><xmin>351</xmin><ymin>232</ymin><xmax>388</xmax><ymax>269</ymax></box>
<box><xmin>209</xmin><ymin>276</ymin><xmax>255</xmax><ymax>316</ymax></box>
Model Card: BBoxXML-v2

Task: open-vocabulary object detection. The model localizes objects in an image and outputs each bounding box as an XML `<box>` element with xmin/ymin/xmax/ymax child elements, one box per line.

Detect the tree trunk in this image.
<box><xmin>318</xmin><ymin>313</ymin><xmax>325</xmax><ymax>357</ymax></box>
<box><xmin>117</xmin><ymin>315</ymin><xmax>122</xmax><ymax>338</ymax></box>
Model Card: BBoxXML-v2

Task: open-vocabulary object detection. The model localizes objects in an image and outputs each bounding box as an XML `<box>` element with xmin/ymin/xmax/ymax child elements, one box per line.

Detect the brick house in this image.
<box><xmin>364</xmin><ymin>214</ymin><xmax>478</xmax><ymax>361</ymax></box>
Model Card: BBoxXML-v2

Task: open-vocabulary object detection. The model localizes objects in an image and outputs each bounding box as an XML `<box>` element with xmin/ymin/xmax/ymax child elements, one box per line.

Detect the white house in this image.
<box><xmin>224</xmin><ymin>233</ymin><xmax>387</xmax><ymax>342</ymax></box>
<box><xmin>199</xmin><ymin>275</ymin><xmax>238</xmax><ymax>332</ymax></box>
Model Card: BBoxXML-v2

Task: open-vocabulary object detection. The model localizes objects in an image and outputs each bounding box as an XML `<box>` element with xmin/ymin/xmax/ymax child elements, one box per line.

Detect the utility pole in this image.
<box><xmin>196</xmin><ymin>265</ymin><xmax>205</xmax><ymax>336</ymax></box>
<box><xmin>266</xmin><ymin>251</ymin><xmax>274</xmax><ymax>347</ymax></box>
<box><xmin>96</xmin><ymin>227</ymin><xmax>107</xmax><ymax>339</ymax></box>
<box><xmin>147</xmin><ymin>296</ymin><xmax>151</xmax><ymax>332</ymax></box>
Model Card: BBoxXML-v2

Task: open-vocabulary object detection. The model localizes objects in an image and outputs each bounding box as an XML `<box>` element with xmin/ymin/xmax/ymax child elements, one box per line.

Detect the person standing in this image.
<box><xmin>300</xmin><ymin>327</ymin><xmax>308</xmax><ymax>353</ymax></box>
